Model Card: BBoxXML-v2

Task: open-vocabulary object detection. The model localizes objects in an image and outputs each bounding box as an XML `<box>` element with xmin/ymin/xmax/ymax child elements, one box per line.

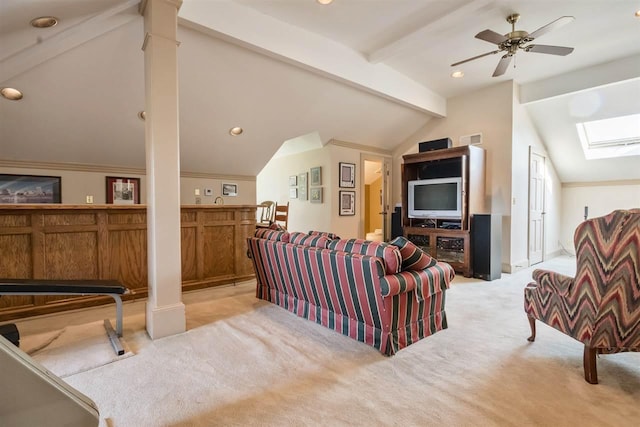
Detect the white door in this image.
<box><xmin>529</xmin><ymin>149</ymin><xmax>545</xmax><ymax>265</ymax></box>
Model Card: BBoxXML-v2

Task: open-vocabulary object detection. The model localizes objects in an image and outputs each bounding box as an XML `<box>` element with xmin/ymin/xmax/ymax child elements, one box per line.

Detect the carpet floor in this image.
<box><xmin>13</xmin><ymin>256</ymin><xmax>640</xmax><ymax>426</ymax></box>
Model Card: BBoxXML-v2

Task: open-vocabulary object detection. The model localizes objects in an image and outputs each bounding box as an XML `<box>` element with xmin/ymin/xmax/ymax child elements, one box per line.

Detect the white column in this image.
<box><xmin>141</xmin><ymin>0</ymin><xmax>185</xmax><ymax>339</ymax></box>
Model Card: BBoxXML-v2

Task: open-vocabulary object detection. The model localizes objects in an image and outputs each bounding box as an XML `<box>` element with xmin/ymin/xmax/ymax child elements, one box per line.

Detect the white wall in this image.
<box><xmin>257</xmin><ymin>142</ymin><xmax>390</xmax><ymax>239</ymax></box>
<box><xmin>257</xmin><ymin>147</ymin><xmax>333</xmax><ymax>234</ymax></box>
<box><xmin>392</xmin><ymin>81</ymin><xmax>514</xmax><ymax>266</ymax></box>
<box><xmin>512</xmin><ymin>83</ymin><xmax>563</xmax><ymax>267</ymax></box>
<box><xmin>560</xmin><ymin>182</ymin><xmax>640</xmax><ymax>252</ymax></box>
<box><xmin>180</xmin><ymin>176</ymin><xmax>256</xmax><ymax>205</ymax></box>
<box><xmin>0</xmin><ymin>164</ymin><xmax>256</xmax><ymax>205</ymax></box>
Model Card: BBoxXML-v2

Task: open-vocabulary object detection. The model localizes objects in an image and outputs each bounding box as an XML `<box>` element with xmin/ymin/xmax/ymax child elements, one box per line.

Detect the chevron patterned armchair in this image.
<box><xmin>524</xmin><ymin>209</ymin><xmax>640</xmax><ymax>384</ymax></box>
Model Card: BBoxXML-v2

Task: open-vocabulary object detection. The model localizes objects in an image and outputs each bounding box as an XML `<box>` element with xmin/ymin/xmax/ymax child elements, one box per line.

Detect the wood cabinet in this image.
<box><xmin>402</xmin><ymin>146</ymin><xmax>486</xmax><ymax>277</ymax></box>
<box><xmin>0</xmin><ymin>204</ymin><xmax>256</xmax><ymax>321</ymax></box>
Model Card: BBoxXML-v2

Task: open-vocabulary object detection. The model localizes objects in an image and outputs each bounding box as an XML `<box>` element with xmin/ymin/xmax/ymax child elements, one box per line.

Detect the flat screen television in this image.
<box><xmin>408</xmin><ymin>177</ymin><xmax>462</xmax><ymax>219</ymax></box>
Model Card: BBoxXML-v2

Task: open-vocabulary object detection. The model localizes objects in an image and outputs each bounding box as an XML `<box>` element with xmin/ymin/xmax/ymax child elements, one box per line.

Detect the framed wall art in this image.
<box><xmin>106</xmin><ymin>176</ymin><xmax>140</xmax><ymax>204</ymax></box>
<box><xmin>298</xmin><ymin>172</ymin><xmax>308</xmax><ymax>201</ymax></box>
<box><xmin>339</xmin><ymin>162</ymin><xmax>355</xmax><ymax>188</ymax></box>
<box><xmin>289</xmin><ymin>175</ymin><xmax>297</xmax><ymax>186</ymax></box>
<box><xmin>310</xmin><ymin>187</ymin><xmax>323</xmax><ymax>204</ymax></box>
<box><xmin>222</xmin><ymin>183</ymin><xmax>238</xmax><ymax>196</ymax></box>
<box><xmin>289</xmin><ymin>187</ymin><xmax>298</xmax><ymax>199</ymax></box>
<box><xmin>0</xmin><ymin>174</ymin><xmax>61</xmax><ymax>204</ymax></box>
<box><xmin>310</xmin><ymin>166</ymin><xmax>322</xmax><ymax>186</ymax></box>
<box><xmin>339</xmin><ymin>190</ymin><xmax>355</xmax><ymax>216</ymax></box>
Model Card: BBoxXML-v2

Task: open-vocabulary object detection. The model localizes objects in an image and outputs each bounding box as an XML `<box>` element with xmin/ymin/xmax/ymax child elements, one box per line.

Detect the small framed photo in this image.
<box><xmin>310</xmin><ymin>187</ymin><xmax>323</xmax><ymax>204</ymax></box>
<box><xmin>310</xmin><ymin>166</ymin><xmax>322</xmax><ymax>186</ymax></box>
<box><xmin>289</xmin><ymin>175</ymin><xmax>297</xmax><ymax>186</ymax></box>
<box><xmin>0</xmin><ymin>174</ymin><xmax>62</xmax><ymax>204</ymax></box>
<box><xmin>339</xmin><ymin>190</ymin><xmax>355</xmax><ymax>216</ymax></box>
<box><xmin>339</xmin><ymin>162</ymin><xmax>355</xmax><ymax>188</ymax></box>
<box><xmin>298</xmin><ymin>172</ymin><xmax>308</xmax><ymax>201</ymax></box>
<box><xmin>289</xmin><ymin>188</ymin><xmax>298</xmax><ymax>199</ymax></box>
<box><xmin>106</xmin><ymin>176</ymin><xmax>140</xmax><ymax>204</ymax></box>
<box><xmin>222</xmin><ymin>183</ymin><xmax>237</xmax><ymax>196</ymax></box>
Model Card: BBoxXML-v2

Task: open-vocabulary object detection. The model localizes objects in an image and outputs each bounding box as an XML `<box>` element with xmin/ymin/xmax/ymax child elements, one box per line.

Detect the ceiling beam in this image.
<box><xmin>367</xmin><ymin>0</ymin><xmax>496</xmax><ymax>64</ymax></box>
<box><xmin>178</xmin><ymin>0</ymin><xmax>446</xmax><ymax>117</ymax></box>
<box><xmin>519</xmin><ymin>55</ymin><xmax>640</xmax><ymax>104</ymax></box>
<box><xmin>0</xmin><ymin>0</ymin><xmax>140</xmax><ymax>84</ymax></box>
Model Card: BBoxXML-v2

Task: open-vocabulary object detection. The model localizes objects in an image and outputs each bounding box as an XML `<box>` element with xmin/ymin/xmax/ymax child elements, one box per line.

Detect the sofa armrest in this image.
<box><xmin>380</xmin><ymin>262</ymin><xmax>454</xmax><ymax>301</ymax></box>
<box><xmin>532</xmin><ymin>269</ymin><xmax>574</xmax><ymax>297</ymax></box>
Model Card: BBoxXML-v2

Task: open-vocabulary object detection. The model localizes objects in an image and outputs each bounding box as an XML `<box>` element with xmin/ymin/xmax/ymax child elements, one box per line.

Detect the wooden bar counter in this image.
<box><xmin>0</xmin><ymin>204</ymin><xmax>256</xmax><ymax>321</ymax></box>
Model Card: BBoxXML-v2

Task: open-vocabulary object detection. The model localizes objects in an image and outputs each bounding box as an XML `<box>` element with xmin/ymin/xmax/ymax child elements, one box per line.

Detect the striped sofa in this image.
<box><xmin>247</xmin><ymin>229</ymin><xmax>455</xmax><ymax>355</ymax></box>
<box><xmin>525</xmin><ymin>209</ymin><xmax>640</xmax><ymax>384</ymax></box>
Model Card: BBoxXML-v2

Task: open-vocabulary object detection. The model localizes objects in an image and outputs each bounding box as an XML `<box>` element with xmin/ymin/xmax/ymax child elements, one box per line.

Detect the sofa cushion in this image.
<box><xmin>327</xmin><ymin>239</ymin><xmax>401</xmax><ymax>275</ymax></box>
<box><xmin>289</xmin><ymin>232</ymin><xmax>330</xmax><ymax>248</ymax></box>
<box><xmin>389</xmin><ymin>236</ymin><xmax>437</xmax><ymax>271</ymax></box>
<box><xmin>308</xmin><ymin>230</ymin><xmax>341</xmax><ymax>240</ymax></box>
<box><xmin>255</xmin><ymin>228</ymin><xmax>289</xmax><ymax>242</ymax></box>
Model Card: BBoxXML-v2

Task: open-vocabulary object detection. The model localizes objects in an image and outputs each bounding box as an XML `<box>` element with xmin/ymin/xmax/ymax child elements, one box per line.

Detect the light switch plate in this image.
<box><xmin>194</xmin><ymin>189</ymin><xmax>200</xmax><ymax>196</ymax></box>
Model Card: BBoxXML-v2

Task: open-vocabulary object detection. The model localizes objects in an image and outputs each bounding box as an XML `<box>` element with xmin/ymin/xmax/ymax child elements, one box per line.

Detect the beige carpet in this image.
<box><xmin>20</xmin><ymin>320</ymin><xmax>133</xmax><ymax>378</ymax></box>
<box><xmin>20</xmin><ymin>256</ymin><xmax>640</xmax><ymax>426</ymax></box>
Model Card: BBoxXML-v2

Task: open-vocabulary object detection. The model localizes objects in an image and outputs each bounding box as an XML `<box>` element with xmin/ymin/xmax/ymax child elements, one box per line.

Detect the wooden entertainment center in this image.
<box><xmin>402</xmin><ymin>145</ymin><xmax>485</xmax><ymax>277</ymax></box>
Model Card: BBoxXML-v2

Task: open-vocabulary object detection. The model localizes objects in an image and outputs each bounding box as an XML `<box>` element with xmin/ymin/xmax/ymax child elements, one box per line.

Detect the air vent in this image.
<box><xmin>460</xmin><ymin>133</ymin><xmax>483</xmax><ymax>146</ymax></box>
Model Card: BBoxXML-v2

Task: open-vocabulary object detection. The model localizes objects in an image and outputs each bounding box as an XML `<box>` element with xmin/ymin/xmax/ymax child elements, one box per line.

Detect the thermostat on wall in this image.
<box><xmin>204</xmin><ymin>188</ymin><xmax>213</xmax><ymax>196</ymax></box>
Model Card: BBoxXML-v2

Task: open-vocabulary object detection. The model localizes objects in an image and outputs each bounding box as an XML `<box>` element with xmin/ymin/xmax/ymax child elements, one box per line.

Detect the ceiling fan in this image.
<box><xmin>451</xmin><ymin>13</ymin><xmax>575</xmax><ymax>77</ymax></box>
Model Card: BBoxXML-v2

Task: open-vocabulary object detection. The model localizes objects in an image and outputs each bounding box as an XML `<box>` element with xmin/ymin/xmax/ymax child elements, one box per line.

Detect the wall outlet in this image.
<box><xmin>86</xmin><ymin>195</ymin><xmax>94</xmax><ymax>204</ymax></box>
<box><xmin>194</xmin><ymin>188</ymin><xmax>200</xmax><ymax>196</ymax></box>
<box><xmin>195</xmin><ymin>197</ymin><xmax>201</xmax><ymax>204</ymax></box>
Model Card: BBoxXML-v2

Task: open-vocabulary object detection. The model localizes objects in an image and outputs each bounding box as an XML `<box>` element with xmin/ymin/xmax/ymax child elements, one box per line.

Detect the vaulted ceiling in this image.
<box><xmin>1</xmin><ymin>0</ymin><xmax>639</xmax><ymax>181</ymax></box>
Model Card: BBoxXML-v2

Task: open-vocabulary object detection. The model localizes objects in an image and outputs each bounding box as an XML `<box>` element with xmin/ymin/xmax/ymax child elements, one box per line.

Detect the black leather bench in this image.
<box><xmin>0</xmin><ymin>279</ymin><xmax>129</xmax><ymax>355</ymax></box>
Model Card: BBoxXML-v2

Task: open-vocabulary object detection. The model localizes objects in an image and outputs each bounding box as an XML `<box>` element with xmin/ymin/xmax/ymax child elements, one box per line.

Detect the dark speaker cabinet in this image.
<box><xmin>472</xmin><ymin>214</ymin><xmax>502</xmax><ymax>281</ymax></box>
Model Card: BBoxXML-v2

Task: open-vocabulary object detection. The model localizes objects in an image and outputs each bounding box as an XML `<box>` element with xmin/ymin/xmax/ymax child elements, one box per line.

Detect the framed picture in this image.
<box><xmin>298</xmin><ymin>172</ymin><xmax>308</xmax><ymax>201</ymax></box>
<box><xmin>339</xmin><ymin>162</ymin><xmax>355</xmax><ymax>188</ymax></box>
<box><xmin>222</xmin><ymin>183</ymin><xmax>238</xmax><ymax>196</ymax></box>
<box><xmin>310</xmin><ymin>187</ymin><xmax>323</xmax><ymax>204</ymax></box>
<box><xmin>0</xmin><ymin>174</ymin><xmax>61</xmax><ymax>204</ymax></box>
<box><xmin>106</xmin><ymin>176</ymin><xmax>140</xmax><ymax>204</ymax></box>
<box><xmin>339</xmin><ymin>190</ymin><xmax>355</xmax><ymax>216</ymax></box>
<box><xmin>310</xmin><ymin>166</ymin><xmax>322</xmax><ymax>186</ymax></box>
<box><xmin>289</xmin><ymin>188</ymin><xmax>298</xmax><ymax>199</ymax></box>
<box><xmin>289</xmin><ymin>175</ymin><xmax>297</xmax><ymax>186</ymax></box>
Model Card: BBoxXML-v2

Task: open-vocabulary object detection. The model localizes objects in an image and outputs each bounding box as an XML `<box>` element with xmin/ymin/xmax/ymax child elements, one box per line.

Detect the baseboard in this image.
<box><xmin>503</xmin><ymin>259</ymin><xmax>530</xmax><ymax>274</ymax></box>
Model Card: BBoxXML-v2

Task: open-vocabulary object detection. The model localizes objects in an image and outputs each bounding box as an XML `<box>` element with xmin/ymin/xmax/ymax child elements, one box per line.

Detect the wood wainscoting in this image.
<box><xmin>0</xmin><ymin>204</ymin><xmax>256</xmax><ymax>321</ymax></box>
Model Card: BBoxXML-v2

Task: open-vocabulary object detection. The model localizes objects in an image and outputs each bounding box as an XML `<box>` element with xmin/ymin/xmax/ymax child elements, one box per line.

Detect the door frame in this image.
<box><xmin>528</xmin><ymin>146</ymin><xmax>546</xmax><ymax>265</ymax></box>
<box><xmin>360</xmin><ymin>153</ymin><xmax>392</xmax><ymax>241</ymax></box>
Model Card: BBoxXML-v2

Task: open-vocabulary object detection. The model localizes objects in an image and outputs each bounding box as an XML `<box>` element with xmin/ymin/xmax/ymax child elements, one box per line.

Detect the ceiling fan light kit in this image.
<box><xmin>451</xmin><ymin>13</ymin><xmax>575</xmax><ymax>77</ymax></box>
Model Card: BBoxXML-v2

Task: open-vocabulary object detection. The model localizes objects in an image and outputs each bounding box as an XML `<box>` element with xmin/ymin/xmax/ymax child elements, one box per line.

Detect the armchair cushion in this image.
<box><xmin>531</xmin><ymin>269</ymin><xmax>574</xmax><ymax>297</ymax></box>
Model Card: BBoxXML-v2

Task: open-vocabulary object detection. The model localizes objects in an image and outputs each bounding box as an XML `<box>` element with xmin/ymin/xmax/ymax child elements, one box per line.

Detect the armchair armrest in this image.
<box><xmin>380</xmin><ymin>262</ymin><xmax>454</xmax><ymax>301</ymax></box>
<box><xmin>532</xmin><ymin>269</ymin><xmax>575</xmax><ymax>297</ymax></box>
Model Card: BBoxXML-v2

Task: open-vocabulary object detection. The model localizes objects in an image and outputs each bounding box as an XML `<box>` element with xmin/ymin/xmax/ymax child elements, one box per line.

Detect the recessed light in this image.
<box><xmin>451</xmin><ymin>70</ymin><xmax>464</xmax><ymax>78</ymax></box>
<box><xmin>635</xmin><ymin>9</ymin><xmax>640</xmax><ymax>17</ymax></box>
<box><xmin>229</xmin><ymin>127</ymin><xmax>243</xmax><ymax>136</ymax></box>
<box><xmin>0</xmin><ymin>87</ymin><xmax>23</xmax><ymax>101</ymax></box>
<box><xmin>138</xmin><ymin>111</ymin><xmax>146</xmax><ymax>121</ymax></box>
<box><xmin>30</xmin><ymin>16</ymin><xmax>58</xmax><ymax>28</ymax></box>
<box><xmin>317</xmin><ymin>0</ymin><xmax>334</xmax><ymax>5</ymax></box>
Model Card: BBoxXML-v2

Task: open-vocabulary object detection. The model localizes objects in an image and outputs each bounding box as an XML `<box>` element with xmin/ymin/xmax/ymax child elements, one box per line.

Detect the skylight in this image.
<box><xmin>576</xmin><ymin>113</ymin><xmax>640</xmax><ymax>159</ymax></box>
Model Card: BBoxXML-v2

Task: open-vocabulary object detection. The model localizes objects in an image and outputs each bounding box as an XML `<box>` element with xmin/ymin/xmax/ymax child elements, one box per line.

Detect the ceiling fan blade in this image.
<box><xmin>451</xmin><ymin>50</ymin><xmax>500</xmax><ymax>67</ymax></box>
<box><xmin>528</xmin><ymin>16</ymin><xmax>575</xmax><ymax>40</ymax></box>
<box><xmin>492</xmin><ymin>54</ymin><xmax>512</xmax><ymax>77</ymax></box>
<box><xmin>526</xmin><ymin>44</ymin><xmax>574</xmax><ymax>55</ymax></box>
<box><xmin>475</xmin><ymin>29</ymin><xmax>508</xmax><ymax>45</ymax></box>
